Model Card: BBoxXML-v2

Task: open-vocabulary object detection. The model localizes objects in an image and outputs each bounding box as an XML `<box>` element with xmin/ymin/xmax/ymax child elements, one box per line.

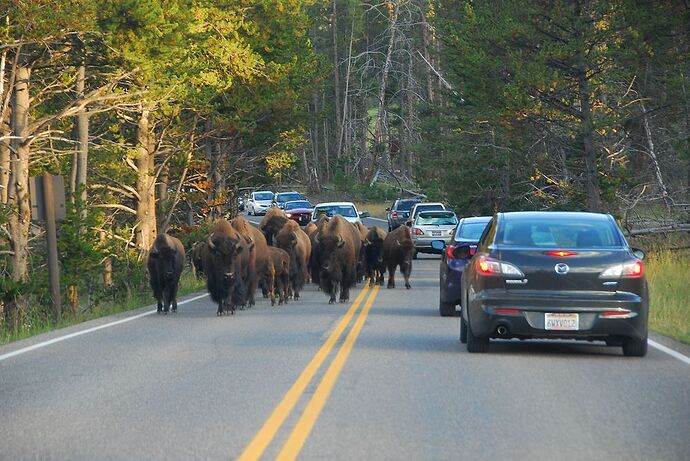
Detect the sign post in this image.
<box><xmin>29</xmin><ymin>174</ymin><xmax>65</xmax><ymax>323</ymax></box>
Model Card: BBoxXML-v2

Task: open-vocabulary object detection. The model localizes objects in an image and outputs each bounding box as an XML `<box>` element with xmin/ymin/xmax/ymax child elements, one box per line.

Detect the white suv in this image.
<box><xmin>405</xmin><ymin>202</ymin><xmax>447</xmax><ymax>226</ymax></box>
<box><xmin>247</xmin><ymin>190</ymin><xmax>275</xmax><ymax>216</ymax></box>
<box><xmin>311</xmin><ymin>202</ymin><xmax>361</xmax><ymax>224</ymax></box>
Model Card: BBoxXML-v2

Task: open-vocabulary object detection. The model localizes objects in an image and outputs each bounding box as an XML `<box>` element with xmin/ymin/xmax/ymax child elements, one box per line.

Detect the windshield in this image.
<box><xmin>396</xmin><ymin>200</ymin><xmax>420</xmax><ymax>211</ymax></box>
<box><xmin>455</xmin><ymin>221</ymin><xmax>490</xmax><ymax>240</ymax></box>
<box><xmin>285</xmin><ymin>201</ymin><xmax>312</xmax><ymax>210</ymax></box>
<box><xmin>313</xmin><ymin>205</ymin><xmax>357</xmax><ymax>218</ymax></box>
<box><xmin>277</xmin><ymin>193</ymin><xmax>302</xmax><ymax>202</ymax></box>
<box><xmin>497</xmin><ymin>219</ymin><xmax>622</xmax><ymax>248</ymax></box>
<box><xmin>254</xmin><ymin>192</ymin><xmax>274</xmax><ymax>201</ymax></box>
<box><xmin>414</xmin><ymin>204</ymin><xmax>444</xmax><ymax>216</ymax></box>
<box><xmin>417</xmin><ymin>212</ymin><xmax>457</xmax><ymax>226</ymax></box>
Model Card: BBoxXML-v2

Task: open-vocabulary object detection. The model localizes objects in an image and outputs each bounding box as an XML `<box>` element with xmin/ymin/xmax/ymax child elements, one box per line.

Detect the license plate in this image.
<box><xmin>431</xmin><ymin>231</ymin><xmax>441</xmax><ymax>236</ymax></box>
<box><xmin>544</xmin><ymin>313</ymin><xmax>579</xmax><ymax>330</ymax></box>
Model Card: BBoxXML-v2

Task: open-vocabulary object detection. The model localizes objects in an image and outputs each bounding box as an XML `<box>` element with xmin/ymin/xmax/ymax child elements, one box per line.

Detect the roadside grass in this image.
<box><xmin>646</xmin><ymin>250</ymin><xmax>690</xmax><ymax>345</ymax></box>
<box><xmin>0</xmin><ymin>269</ymin><xmax>205</xmax><ymax>346</ymax></box>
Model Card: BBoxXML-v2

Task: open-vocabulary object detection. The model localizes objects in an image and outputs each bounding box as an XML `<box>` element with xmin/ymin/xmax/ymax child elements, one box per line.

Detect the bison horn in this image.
<box><xmin>314</xmin><ymin>234</ymin><xmax>320</xmax><ymax>244</ymax></box>
<box><xmin>207</xmin><ymin>233</ymin><xmax>216</xmax><ymax>250</ymax></box>
<box><xmin>337</xmin><ymin>236</ymin><xmax>345</xmax><ymax>248</ymax></box>
<box><xmin>363</xmin><ymin>239</ymin><xmax>371</xmax><ymax>246</ymax></box>
<box><xmin>396</xmin><ymin>239</ymin><xmax>401</xmax><ymax>247</ymax></box>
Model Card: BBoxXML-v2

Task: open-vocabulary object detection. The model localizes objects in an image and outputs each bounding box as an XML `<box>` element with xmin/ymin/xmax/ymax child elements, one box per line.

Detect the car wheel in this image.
<box><xmin>439</xmin><ymin>300</ymin><xmax>455</xmax><ymax>317</ymax></box>
<box><xmin>413</xmin><ymin>250</ymin><xmax>418</xmax><ymax>260</ymax></box>
<box><xmin>466</xmin><ymin>321</ymin><xmax>489</xmax><ymax>353</ymax></box>
<box><xmin>622</xmin><ymin>336</ymin><xmax>648</xmax><ymax>357</ymax></box>
<box><xmin>460</xmin><ymin>317</ymin><xmax>468</xmax><ymax>344</ymax></box>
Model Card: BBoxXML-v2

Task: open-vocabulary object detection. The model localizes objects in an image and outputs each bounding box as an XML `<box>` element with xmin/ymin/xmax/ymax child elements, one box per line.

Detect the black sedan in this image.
<box><xmin>283</xmin><ymin>200</ymin><xmax>314</xmax><ymax>226</ymax></box>
<box><xmin>458</xmin><ymin>211</ymin><xmax>648</xmax><ymax>356</ymax></box>
<box><xmin>433</xmin><ymin>216</ymin><xmax>492</xmax><ymax>317</ymax></box>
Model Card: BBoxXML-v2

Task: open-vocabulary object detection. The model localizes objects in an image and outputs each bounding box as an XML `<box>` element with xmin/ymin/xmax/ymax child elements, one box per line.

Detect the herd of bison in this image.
<box><xmin>146</xmin><ymin>208</ymin><xmax>416</xmax><ymax>316</ymax></box>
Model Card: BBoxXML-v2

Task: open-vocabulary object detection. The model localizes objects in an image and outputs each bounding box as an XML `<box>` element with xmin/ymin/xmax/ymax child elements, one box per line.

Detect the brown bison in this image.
<box><xmin>147</xmin><ymin>234</ymin><xmax>186</xmax><ymax>314</ymax></box>
<box><xmin>275</xmin><ymin>220</ymin><xmax>312</xmax><ymax>300</ymax></box>
<box><xmin>191</xmin><ymin>241</ymin><xmax>208</xmax><ymax>279</ymax></box>
<box><xmin>313</xmin><ymin>215</ymin><xmax>361</xmax><ymax>303</ymax></box>
<box><xmin>363</xmin><ymin>226</ymin><xmax>387</xmax><ymax>285</ymax></box>
<box><xmin>231</xmin><ymin>216</ymin><xmax>271</xmax><ymax>307</ymax></box>
<box><xmin>304</xmin><ymin>222</ymin><xmax>317</xmax><ymax>238</ymax></box>
<box><xmin>259</xmin><ymin>207</ymin><xmax>288</xmax><ymax>246</ymax></box>
<box><xmin>267</xmin><ymin>246</ymin><xmax>290</xmax><ymax>305</ymax></box>
<box><xmin>203</xmin><ymin>220</ymin><xmax>252</xmax><ymax>315</ymax></box>
<box><xmin>308</xmin><ymin>216</ymin><xmax>330</xmax><ymax>286</ymax></box>
<box><xmin>382</xmin><ymin>224</ymin><xmax>414</xmax><ymax>289</ymax></box>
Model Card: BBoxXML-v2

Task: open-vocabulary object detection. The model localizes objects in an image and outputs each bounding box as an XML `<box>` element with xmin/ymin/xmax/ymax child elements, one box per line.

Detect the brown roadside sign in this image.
<box><xmin>29</xmin><ymin>175</ymin><xmax>66</xmax><ymax>222</ymax></box>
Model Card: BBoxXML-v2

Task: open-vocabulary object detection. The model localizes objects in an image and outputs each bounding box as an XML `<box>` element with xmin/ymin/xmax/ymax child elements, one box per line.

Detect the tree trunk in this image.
<box><xmin>8</xmin><ymin>60</ymin><xmax>31</xmax><ymax>283</ymax></box>
<box><xmin>574</xmin><ymin>7</ymin><xmax>601</xmax><ymax>211</ymax></box>
<box><xmin>337</xmin><ymin>20</ymin><xmax>354</xmax><ymax>161</ymax></box>
<box><xmin>641</xmin><ymin>102</ymin><xmax>670</xmax><ymax>210</ymax></box>
<box><xmin>205</xmin><ymin>120</ymin><xmax>225</xmax><ymax>221</ymax></box>
<box><xmin>374</xmin><ymin>1</ymin><xmax>400</xmax><ymax>173</ymax></box>
<box><xmin>135</xmin><ymin>107</ymin><xmax>157</xmax><ymax>254</ymax></box>
<box><xmin>0</xmin><ymin>44</ymin><xmax>9</xmax><ymax>205</ymax></box>
<box><xmin>75</xmin><ymin>63</ymin><xmax>89</xmax><ymax>211</ymax></box>
<box><xmin>421</xmin><ymin>1</ymin><xmax>435</xmax><ymax>104</ymax></box>
<box><xmin>331</xmin><ymin>0</ymin><xmax>342</xmax><ymax>161</ymax></box>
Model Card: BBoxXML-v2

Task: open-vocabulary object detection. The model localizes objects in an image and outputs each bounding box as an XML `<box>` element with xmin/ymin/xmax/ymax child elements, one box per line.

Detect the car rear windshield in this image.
<box><xmin>415</xmin><ymin>204</ymin><xmax>444</xmax><ymax>215</ymax></box>
<box><xmin>456</xmin><ymin>222</ymin><xmax>490</xmax><ymax>240</ymax></box>
<box><xmin>396</xmin><ymin>200</ymin><xmax>420</xmax><ymax>211</ymax></box>
<box><xmin>285</xmin><ymin>201</ymin><xmax>311</xmax><ymax>210</ymax></box>
<box><xmin>254</xmin><ymin>192</ymin><xmax>274</xmax><ymax>200</ymax></box>
<box><xmin>314</xmin><ymin>205</ymin><xmax>357</xmax><ymax>218</ymax></box>
<box><xmin>497</xmin><ymin>219</ymin><xmax>622</xmax><ymax>248</ymax></box>
<box><xmin>277</xmin><ymin>193</ymin><xmax>301</xmax><ymax>202</ymax></box>
<box><xmin>417</xmin><ymin>212</ymin><xmax>457</xmax><ymax>226</ymax></box>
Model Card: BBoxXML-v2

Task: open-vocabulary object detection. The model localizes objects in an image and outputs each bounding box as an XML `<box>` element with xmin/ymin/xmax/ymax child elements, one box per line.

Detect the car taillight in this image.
<box><xmin>411</xmin><ymin>227</ymin><xmax>424</xmax><ymax>236</ymax></box>
<box><xmin>477</xmin><ymin>256</ymin><xmax>524</xmax><ymax>277</ymax></box>
<box><xmin>392</xmin><ymin>211</ymin><xmax>398</xmax><ymax>220</ymax></box>
<box><xmin>600</xmin><ymin>260</ymin><xmax>644</xmax><ymax>278</ymax></box>
<box><xmin>445</xmin><ymin>245</ymin><xmax>456</xmax><ymax>260</ymax></box>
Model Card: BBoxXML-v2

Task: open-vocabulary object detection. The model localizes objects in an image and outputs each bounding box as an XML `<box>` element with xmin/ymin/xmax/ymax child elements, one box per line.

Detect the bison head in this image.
<box><xmin>149</xmin><ymin>243</ymin><xmax>178</xmax><ymax>281</ymax></box>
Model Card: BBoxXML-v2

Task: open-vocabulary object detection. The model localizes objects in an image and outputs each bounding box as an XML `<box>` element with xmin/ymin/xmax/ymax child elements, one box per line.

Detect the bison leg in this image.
<box><xmin>387</xmin><ymin>264</ymin><xmax>396</xmax><ymax>289</ymax></box>
<box><xmin>401</xmin><ymin>261</ymin><xmax>412</xmax><ymax>289</ymax></box>
<box><xmin>339</xmin><ymin>284</ymin><xmax>350</xmax><ymax>303</ymax></box>
<box><xmin>217</xmin><ymin>301</ymin><xmax>224</xmax><ymax>316</ymax></box>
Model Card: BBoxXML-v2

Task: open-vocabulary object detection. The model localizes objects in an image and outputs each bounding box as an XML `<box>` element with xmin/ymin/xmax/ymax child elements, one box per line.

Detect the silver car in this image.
<box><xmin>411</xmin><ymin>211</ymin><xmax>458</xmax><ymax>258</ymax></box>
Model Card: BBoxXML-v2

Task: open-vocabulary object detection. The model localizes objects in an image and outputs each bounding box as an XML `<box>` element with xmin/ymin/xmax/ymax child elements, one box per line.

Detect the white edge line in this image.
<box><xmin>649</xmin><ymin>339</ymin><xmax>690</xmax><ymax>366</ymax></box>
<box><xmin>0</xmin><ymin>293</ymin><xmax>209</xmax><ymax>362</ymax></box>
<box><xmin>366</xmin><ymin>217</ymin><xmax>387</xmax><ymax>222</ymax></box>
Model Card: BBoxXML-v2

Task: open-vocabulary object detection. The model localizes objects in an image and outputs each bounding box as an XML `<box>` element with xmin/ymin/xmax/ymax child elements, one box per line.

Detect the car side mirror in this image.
<box><xmin>359</xmin><ymin>211</ymin><xmax>370</xmax><ymax>218</ymax></box>
<box><xmin>385</xmin><ymin>207</ymin><xmax>391</xmax><ymax>211</ymax></box>
<box><xmin>632</xmin><ymin>248</ymin><xmax>646</xmax><ymax>260</ymax></box>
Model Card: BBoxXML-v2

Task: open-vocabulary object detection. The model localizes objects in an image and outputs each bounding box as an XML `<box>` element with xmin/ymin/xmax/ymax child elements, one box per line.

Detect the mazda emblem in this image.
<box><xmin>554</xmin><ymin>263</ymin><xmax>570</xmax><ymax>275</ymax></box>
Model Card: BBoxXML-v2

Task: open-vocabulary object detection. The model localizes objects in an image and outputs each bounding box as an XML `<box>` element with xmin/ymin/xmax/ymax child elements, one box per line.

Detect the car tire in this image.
<box><xmin>622</xmin><ymin>336</ymin><xmax>648</xmax><ymax>357</ymax></box>
<box><xmin>466</xmin><ymin>322</ymin><xmax>489</xmax><ymax>353</ymax></box>
<box><xmin>460</xmin><ymin>318</ymin><xmax>468</xmax><ymax>344</ymax></box>
<box><xmin>413</xmin><ymin>250</ymin><xmax>418</xmax><ymax>260</ymax></box>
<box><xmin>439</xmin><ymin>300</ymin><xmax>455</xmax><ymax>317</ymax></box>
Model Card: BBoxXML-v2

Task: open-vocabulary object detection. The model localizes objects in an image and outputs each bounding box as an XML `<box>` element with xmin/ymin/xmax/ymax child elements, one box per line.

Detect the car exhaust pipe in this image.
<box><xmin>496</xmin><ymin>325</ymin><xmax>509</xmax><ymax>336</ymax></box>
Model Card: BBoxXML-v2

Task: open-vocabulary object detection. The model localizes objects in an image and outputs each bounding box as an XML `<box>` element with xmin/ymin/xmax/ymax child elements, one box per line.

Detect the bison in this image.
<box><xmin>147</xmin><ymin>234</ymin><xmax>185</xmax><ymax>314</ymax></box>
<box><xmin>275</xmin><ymin>220</ymin><xmax>312</xmax><ymax>300</ymax></box>
<box><xmin>231</xmin><ymin>216</ymin><xmax>271</xmax><ymax>307</ymax></box>
<box><xmin>382</xmin><ymin>224</ymin><xmax>414</xmax><ymax>289</ymax></box>
<box><xmin>259</xmin><ymin>207</ymin><xmax>288</xmax><ymax>246</ymax></box>
<box><xmin>191</xmin><ymin>241</ymin><xmax>208</xmax><ymax>279</ymax></box>
<box><xmin>267</xmin><ymin>246</ymin><xmax>290</xmax><ymax>305</ymax></box>
<box><xmin>363</xmin><ymin>226</ymin><xmax>387</xmax><ymax>285</ymax></box>
<box><xmin>308</xmin><ymin>215</ymin><xmax>330</xmax><ymax>286</ymax></box>
<box><xmin>204</xmin><ymin>219</ymin><xmax>253</xmax><ymax>315</ymax></box>
<box><xmin>313</xmin><ymin>215</ymin><xmax>361</xmax><ymax>303</ymax></box>
<box><xmin>304</xmin><ymin>222</ymin><xmax>317</xmax><ymax>238</ymax></box>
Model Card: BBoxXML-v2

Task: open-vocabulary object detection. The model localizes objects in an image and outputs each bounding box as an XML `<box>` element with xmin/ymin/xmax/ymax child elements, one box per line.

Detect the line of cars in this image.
<box><xmin>244</xmin><ymin>190</ymin><xmax>369</xmax><ymax>225</ymax></box>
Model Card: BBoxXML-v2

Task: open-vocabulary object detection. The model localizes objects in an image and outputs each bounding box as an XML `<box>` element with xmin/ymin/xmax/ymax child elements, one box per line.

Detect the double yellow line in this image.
<box><xmin>238</xmin><ymin>283</ymin><xmax>380</xmax><ymax>461</ymax></box>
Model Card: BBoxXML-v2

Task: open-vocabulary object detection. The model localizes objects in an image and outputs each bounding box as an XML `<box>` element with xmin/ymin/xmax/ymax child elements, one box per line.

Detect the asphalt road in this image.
<box><xmin>1</xmin><ymin>214</ymin><xmax>690</xmax><ymax>460</ymax></box>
